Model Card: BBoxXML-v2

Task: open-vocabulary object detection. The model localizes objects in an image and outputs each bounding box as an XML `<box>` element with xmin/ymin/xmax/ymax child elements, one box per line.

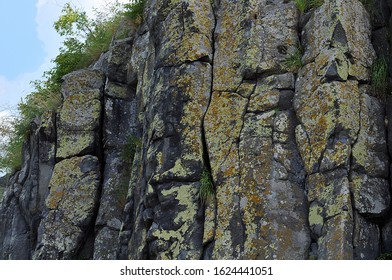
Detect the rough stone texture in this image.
<box><xmin>33</xmin><ymin>156</ymin><xmax>100</xmax><ymax>259</ymax></box>
<box><xmin>294</xmin><ymin>0</ymin><xmax>390</xmax><ymax>260</ymax></box>
<box><xmin>213</xmin><ymin>0</ymin><xmax>298</xmax><ymax>91</ymax></box>
<box><xmin>207</xmin><ymin>5</ymin><xmax>309</xmax><ymax>254</ymax></box>
<box><xmin>1</xmin><ymin>0</ymin><xmax>392</xmax><ymax>260</ymax></box>
<box><xmin>0</xmin><ymin>114</ymin><xmax>55</xmax><ymax>259</ymax></box>
<box><xmin>57</xmin><ymin>70</ymin><xmax>104</xmax><ymax>160</ymax></box>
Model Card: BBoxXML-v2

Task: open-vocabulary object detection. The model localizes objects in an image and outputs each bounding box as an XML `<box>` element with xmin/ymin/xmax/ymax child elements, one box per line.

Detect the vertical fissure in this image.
<box><xmin>200</xmin><ymin>0</ymin><xmax>218</xmax><ymax>259</ymax></box>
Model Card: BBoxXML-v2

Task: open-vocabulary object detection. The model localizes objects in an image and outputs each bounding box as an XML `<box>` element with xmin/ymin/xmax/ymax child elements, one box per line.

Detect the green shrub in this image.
<box><xmin>199</xmin><ymin>169</ymin><xmax>214</xmax><ymax>205</ymax></box>
<box><xmin>0</xmin><ymin>129</ymin><xmax>24</xmax><ymax>173</ymax></box>
<box><xmin>371</xmin><ymin>57</ymin><xmax>389</xmax><ymax>97</ymax></box>
<box><xmin>123</xmin><ymin>0</ymin><xmax>145</xmax><ymax>23</ymax></box>
<box><xmin>0</xmin><ymin>2</ymin><xmax>126</xmax><ymax>173</ymax></box>
<box><xmin>283</xmin><ymin>46</ymin><xmax>303</xmax><ymax>73</ymax></box>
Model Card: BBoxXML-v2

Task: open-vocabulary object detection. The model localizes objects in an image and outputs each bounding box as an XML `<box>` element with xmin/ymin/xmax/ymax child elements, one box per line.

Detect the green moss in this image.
<box><xmin>199</xmin><ymin>168</ymin><xmax>214</xmax><ymax>205</ymax></box>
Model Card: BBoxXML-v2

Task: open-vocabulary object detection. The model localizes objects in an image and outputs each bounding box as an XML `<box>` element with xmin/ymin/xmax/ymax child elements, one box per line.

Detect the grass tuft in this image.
<box><xmin>371</xmin><ymin>57</ymin><xmax>389</xmax><ymax>98</ymax></box>
<box><xmin>199</xmin><ymin>168</ymin><xmax>214</xmax><ymax>205</ymax></box>
<box><xmin>283</xmin><ymin>46</ymin><xmax>304</xmax><ymax>73</ymax></box>
<box><xmin>294</xmin><ymin>0</ymin><xmax>324</xmax><ymax>13</ymax></box>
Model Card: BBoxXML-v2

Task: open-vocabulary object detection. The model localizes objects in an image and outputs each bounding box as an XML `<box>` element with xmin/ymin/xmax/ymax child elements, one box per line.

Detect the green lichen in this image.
<box><xmin>57</xmin><ymin>132</ymin><xmax>94</xmax><ymax>159</ymax></box>
<box><xmin>309</xmin><ymin>204</ymin><xmax>324</xmax><ymax>226</ymax></box>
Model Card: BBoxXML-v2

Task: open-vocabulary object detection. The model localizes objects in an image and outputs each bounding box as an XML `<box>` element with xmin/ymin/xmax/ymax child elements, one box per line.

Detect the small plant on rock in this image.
<box><xmin>199</xmin><ymin>168</ymin><xmax>214</xmax><ymax>205</ymax></box>
<box><xmin>294</xmin><ymin>0</ymin><xmax>308</xmax><ymax>13</ymax></box>
<box><xmin>371</xmin><ymin>57</ymin><xmax>389</xmax><ymax>98</ymax></box>
<box><xmin>283</xmin><ymin>45</ymin><xmax>304</xmax><ymax>73</ymax></box>
<box><xmin>294</xmin><ymin>0</ymin><xmax>323</xmax><ymax>13</ymax></box>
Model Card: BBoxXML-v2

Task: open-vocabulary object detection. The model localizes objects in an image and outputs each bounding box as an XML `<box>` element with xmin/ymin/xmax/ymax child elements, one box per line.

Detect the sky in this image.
<box><xmin>0</xmin><ymin>0</ymin><xmax>128</xmax><ymax>115</ymax></box>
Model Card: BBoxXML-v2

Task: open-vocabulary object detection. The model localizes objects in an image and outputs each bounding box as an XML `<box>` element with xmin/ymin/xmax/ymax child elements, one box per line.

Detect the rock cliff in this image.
<box><xmin>1</xmin><ymin>0</ymin><xmax>392</xmax><ymax>260</ymax></box>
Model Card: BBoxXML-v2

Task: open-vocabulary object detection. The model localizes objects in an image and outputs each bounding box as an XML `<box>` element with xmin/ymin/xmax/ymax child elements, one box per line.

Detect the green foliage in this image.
<box><xmin>200</xmin><ymin>169</ymin><xmax>214</xmax><ymax>205</ymax></box>
<box><xmin>123</xmin><ymin>0</ymin><xmax>145</xmax><ymax>23</ymax></box>
<box><xmin>0</xmin><ymin>2</ymin><xmax>127</xmax><ymax>173</ymax></box>
<box><xmin>283</xmin><ymin>46</ymin><xmax>303</xmax><ymax>73</ymax></box>
<box><xmin>51</xmin><ymin>2</ymin><xmax>123</xmax><ymax>81</ymax></box>
<box><xmin>0</xmin><ymin>116</ymin><xmax>24</xmax><ymax>173</ymax></box>
<box><xmin>294</xmin><ymin>0</ymin><xmax>308</xmax><ymax>13</ymax></box>
<box><xmin>294</xmin><ymin>0</ymin><xmax>323</xmax><ymax>12</ymax></box>
<box><xmin>121</xmin><ymin>135</ymin><xmax>142</xmax><ymax>163</ymax></box>
<box><xmin>377</xmin><ymin>253</ymin><xmax>392</xmax><ymax>260</ymax></box>
<box><xmin>371</xmin><ymin>57</ymin><xmax>389</xmax><ymax>97</ymax></box>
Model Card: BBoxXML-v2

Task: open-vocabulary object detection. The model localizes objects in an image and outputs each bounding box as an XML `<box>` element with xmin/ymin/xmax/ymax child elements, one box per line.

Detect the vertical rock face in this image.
<box><xmin>1</xmin><ymin>0</ymin><xmax>392</xmax><ymax>260</ymax></box>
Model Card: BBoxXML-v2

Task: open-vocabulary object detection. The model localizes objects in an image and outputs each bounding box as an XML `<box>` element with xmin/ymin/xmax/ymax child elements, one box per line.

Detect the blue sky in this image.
<box><xmin>0</xmin><ymin>1</ymin><xmax>45</xmax><ymax>79</ymax></box>
<box><xmin>0</xmin><ymin>0</ymin><xmax>128</xmax><ymax>116</ymax></box>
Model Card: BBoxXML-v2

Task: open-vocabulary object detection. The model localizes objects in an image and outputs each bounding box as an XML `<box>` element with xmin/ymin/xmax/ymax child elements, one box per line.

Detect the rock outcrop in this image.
<box><xmin>1</xmin><ymin>0</ymin><xmax>392</xmax><ymax>260</ymax></box>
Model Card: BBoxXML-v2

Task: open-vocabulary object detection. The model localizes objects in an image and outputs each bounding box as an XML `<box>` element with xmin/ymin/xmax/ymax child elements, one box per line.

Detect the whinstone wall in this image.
<box><xmin>1</xmin><ymin>0</ymin><xmax>392</xmax><ymax>260</ymax></box>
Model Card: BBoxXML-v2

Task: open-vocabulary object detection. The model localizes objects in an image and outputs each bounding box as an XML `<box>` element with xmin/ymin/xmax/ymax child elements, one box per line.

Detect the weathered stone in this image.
<box><xmin>213</xmin><ymin>0</ymin><xmax>298</xmax><ymax>91</ymax></box>
<box><xmin>56</xmin><ymin>130</ymin><xmax>98</xmax><ymax>160</ymax></box>
<box><xmin>61</xmin><ymin>69</ymin><xmax>105</xmax><ymax>98</ymax></box>
<box><xmin>2</xmin><ymin>0</ymin><xmax>391</xmax><ymax>261</ymax></box>
<box><xmin>58</xmin><ymin>90</ymin><xmax>101</xmax><ymax>131</ymax></box>
<box><xmin>105</xmin><ymin>81</ymin><xmax>132</xmax><ymax>100</ymax></box>
<box><xmin>353</xmin><ymin>212</ymin><xmax>380</xmax><ymax>260</ymax></box>
<box><xmin>294</xmin><ymin>79</ymin><xmax>360</xmax><ymax>173</ymax></box>
<box><xmin>34</xmin><ymin>156</ymin><xmax>100</xmax><ymax>259</ymax></box>
<box><xmin>352</xmin><ymin>91</ymin><xmax>389</xmax><ymax>178</ymax></box>
<box><xmin>147</xmin><ymin>182</ymin><xmax>203</xmax><ymax>260</ymax></box>
<box><xmin>350</xmin><ymin>172</ymin><xmax>390</xmax><ymax>218</ymax></box>
<box><xmin>153</xmin><ymin>1</ymin><xmax>214</xmax><ymax>67</ymax></box>
<box><xmin>302</xmin><ymin>0</ymin><xmax>375</xmax><ymax>81</ymax></box>
<box><xmin>105</xmin><ymin>38</ymin><xmax>133</xmax><ymax>83</ymax></box>
<box><xmin>307</xmin><ymin>171</ymin><xmax>353</xmax><ymax>259</ymax></box>
<box><xmin>93</xmin><ymin>227</ymin><xmax>119</xmax><ymax>260</ymax></box>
